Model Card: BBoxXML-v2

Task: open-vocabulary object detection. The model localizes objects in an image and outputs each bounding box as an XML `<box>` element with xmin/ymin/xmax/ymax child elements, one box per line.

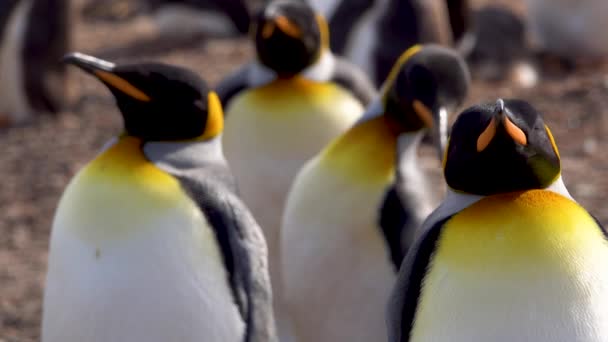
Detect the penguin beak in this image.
<box><xmin>62</xmin><ymin>52</ymin><xmax>115</xmax><ymax>74</ymax></box>
<box><xmin>63</xmin><ymin>52</ymin><xmax>151</xmax><ymax>102</ymax></box>
<box><xmin>432</xmin><ymin>106</ymin><xmax>449</xmax><ymax>160</ymax></box>
<box><xmin>476</xmin><ymin>99</ymin><xmax>527</xmax><ymax>152</ymax></box>
<box><xmin>412</xmin><ymin>99</ymin><xmax>448</xmax><ymax>160</ymax></box>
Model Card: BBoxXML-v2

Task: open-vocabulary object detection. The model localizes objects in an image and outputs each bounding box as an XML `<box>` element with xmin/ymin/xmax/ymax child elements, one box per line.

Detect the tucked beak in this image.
<box><xmin>63</xmin><ymin>52</ymin><xmax>151</xmax><ymax>102</ymax></box>
<box><xmin>432</xmin><ymin>106</ymin><xmax>449</xmax><ymax>160</ymax></box>
<box><xmin>263</xmin><ymin>15</ymin><xmax>301</xmax><ymax>39</ymax></box>
<box><xmin>477</xmin><ymin>99</ymin><xmax>527</xmax><ymax>152</ymax></box>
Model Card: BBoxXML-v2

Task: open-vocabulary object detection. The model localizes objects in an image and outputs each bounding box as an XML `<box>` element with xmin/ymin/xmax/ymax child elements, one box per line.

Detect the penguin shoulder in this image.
<box><xmin>215</xmin><ymin>63</ymin><xmax>258</xmax><ymax>109</ymax></box>
<box><xmin>330</xmin><ymin>55</ymin><xmax>378</xmax><ymax>106</ymax></box>
<box><xmin>144</xmin><ymin>139</ymin><xmax>277</xmax><ymax>342</ymax></box>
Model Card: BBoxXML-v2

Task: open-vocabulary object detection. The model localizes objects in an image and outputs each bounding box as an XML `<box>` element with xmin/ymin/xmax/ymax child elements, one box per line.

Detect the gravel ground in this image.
<box><xmin>2</xmin><ymin>0</ymin><xmax>608</xmax><ymax>341</ymax></box>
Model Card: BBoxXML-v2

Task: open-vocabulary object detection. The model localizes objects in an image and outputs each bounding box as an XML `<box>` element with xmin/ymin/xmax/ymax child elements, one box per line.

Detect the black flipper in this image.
<box><xmin>387</xmin><ymin>215</ymin><xmax>451</xmax><ymax>342</ymax></box>
<box><xmin>378</xmin><ymin>186</ymin><xmax>417</xmax><ymax>272</ymax></box>
<box><xmin>177</xmin><ymin>171</ymin><xmax>277</xmax><ymax>342</ymax></box>
<box><xmin>331</xmin><ymin>56</ymin><xmax>377</xmax><ymax>106</ymax></box>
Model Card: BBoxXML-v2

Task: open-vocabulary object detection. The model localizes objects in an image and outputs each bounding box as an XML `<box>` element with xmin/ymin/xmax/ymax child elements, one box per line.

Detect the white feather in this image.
<box><xmin>281</xmin><ymin>155</ymin><xmax>395</xmax><ymax>342</ymax></box>
<box><xmin>42</xmin><ymin>162</ymin><xmax>245</xmax><ymax>342</ymax></box>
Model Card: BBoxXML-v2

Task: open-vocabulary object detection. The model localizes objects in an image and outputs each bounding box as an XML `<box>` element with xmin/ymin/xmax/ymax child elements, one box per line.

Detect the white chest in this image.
<box><xmin>42</xmin><ymin>179</ymin><xmax>244</xmax><ymax>342</ymax></box>
<box><xmin>410</xmin><ymin>235</ymin><xmax>608</xmax><ymax>342</ymax></box>
<box><xmin>281</xmin><ymin>158</ymin><xmax>396</xmax><ymax>341</ymax></box>
<box><xmin>222</xmin><ymin>84</ymin><xmax>363</xmax><ymax>262</ymax></box>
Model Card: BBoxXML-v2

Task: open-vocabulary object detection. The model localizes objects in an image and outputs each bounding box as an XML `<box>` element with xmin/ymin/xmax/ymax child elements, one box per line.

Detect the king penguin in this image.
<box><xmin>218</xmin><ymin>2</ymin><xmax>376</xmax><ymax>339</ymax></box>
<box><xmin>42</xmin><ymin>53</ymin><xmax>276</xmax><ymax>342</ymax></box>
<box><xmin>280</xmin><ymin>44</ymin><xmax>470</xmax><ymax>342</ymax></box>
<box><xmin>388</xmin><ymin>99</ymin><xmax>608</xmax><ymax>342</ymax></box>
<box><xmin>0</xmin><ymin>0</ymin><xmax>69</xmax><ymax>127</ymax></box>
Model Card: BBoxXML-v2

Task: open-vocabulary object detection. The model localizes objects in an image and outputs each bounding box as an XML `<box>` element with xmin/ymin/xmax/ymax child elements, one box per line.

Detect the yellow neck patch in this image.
<box><xmin>80</xmin><ymin>136</ymin><xmax>180</xmax><ymax>196</ymax></box>
<box><xmin>320</xmin><ymin>116</ymin><xmax>398</xmax><ymax>184</ymax></box>
<box><xmin>381</xmin><ymin>44</ymin><xmax>422</xmax><ymax>100</ymax></box>
<box><xmin>316</xmin><ymin>14</ymin><xmax>330</xmax><ymax>52</ymax></box>
<box><xmin>245</xmin><ymin>76</ymin><xmax>336</xmax><ymax>106</ymax></box>
<box><xmin>59</xmin><ymin>136</ymin><xmax>186</xmax><ymax>242</ymax></box>
<box><xmin>437</xmin><ymin>190</ymin><xmax>606</xmax><ymax>273</ymax></box>
<box><xmin>94</xmin><ymin>70</ymin><xmax>151</xmax><ymax>102</ymax></box>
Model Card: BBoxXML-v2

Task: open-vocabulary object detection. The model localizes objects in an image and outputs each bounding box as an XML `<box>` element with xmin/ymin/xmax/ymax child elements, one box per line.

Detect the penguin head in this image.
<box><xmin>63</xmin><ymin>52</ymin><xmax>223</xmax><ymax>142</ymax></box>
<box><xmin>382</xmin><ymin>44</ymin><xmax>470</xmax><ymax>158</ymax></box>
<box><xmin>444</xmin><ymin>99</ymin><xmax>561</xmax><ymax>195</ymax></box>
<box><xmin>252</xmin><ymin>0</ymin><xmax>325</xmax><ymax>77</ymax></box>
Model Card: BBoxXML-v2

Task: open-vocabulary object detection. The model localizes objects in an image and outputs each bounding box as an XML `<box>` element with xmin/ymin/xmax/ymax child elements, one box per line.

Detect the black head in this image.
<box><xmin>383</xmin><ymin>44</ymin><xmax>471</xmax><ymax>158</ymax></box>
<box><xmin>444</xmin><ymin>99</ymin><xmax>561</xmax><ymax>195</ymax></box>
<box><xmin>253</xmin><ymin>1</ymin><xmax>324</xmax><ymax>76</ymax></box>
<box><xmin>63</xmin><ymin>52</ymin><xmax>223</xmax><ymax>141</ymax></box>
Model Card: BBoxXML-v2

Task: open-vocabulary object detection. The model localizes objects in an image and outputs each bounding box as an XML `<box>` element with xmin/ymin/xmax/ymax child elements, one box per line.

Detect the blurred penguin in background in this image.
<box><xmin>281</xmin><ymin>44</ymin><xmax>469</xmax><ymax>342</ymax></box>
<box><xmin>307</xmin><ymin>0</ymin><xmax>469</xmax><ymax>86</ymax></box>
<box><xmin>218</xmin><ymin>1</ymin><xmax>376</xmax><ymax>339</ymax></box>
<box><xmin>82</xmin><ymin>0</ymin><xmax>250</xmax><ymax>38</ymax></box>
<box><xmin>460</xmin><ymin>5</ymin><xmax>537</xmax><ymax>88</ymax></box>
<box><xmin>147</xmin><ymin>0</ymin><xmax>251</xmax><ymax>38</ymax></box>
<box><xmin>525</xmin><ymin>0</ymin><xmax>608</xmax><ymax>62</ymax></box>
<box><xmin>0</xmin><ymin>0</ymin><xmax>70</xmax><ymax>127</ymax></box>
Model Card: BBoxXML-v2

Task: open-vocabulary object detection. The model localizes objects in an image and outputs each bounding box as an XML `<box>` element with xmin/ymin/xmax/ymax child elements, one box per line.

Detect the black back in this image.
<box><xmin>23</xmin><ymin>0</ymin><xmax>70</xmax><ymax>114</ymax></box>
<box><xmin>326</xmin><ymin>0</ymin><xmax>374</xmax><ymax>54</ymax></box>
<box><xmin>387</xmin><ymin>215</ymin><xmax>451</xmax><ymax>342</ymax></box>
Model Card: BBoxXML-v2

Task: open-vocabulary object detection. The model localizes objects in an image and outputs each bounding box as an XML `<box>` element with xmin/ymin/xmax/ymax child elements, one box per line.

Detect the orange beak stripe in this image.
<box><xmin>476</xmin><ymin>117</ymin><xmax>497</xmax><ymax>152</ymax></box>
<box><xmin>503</xmin><ymin>116</ymin><xmax>527</xmax><ymax>146</ymax></box>
<box><xmin>94</xmin><ymin>70</ymin><xmax>151</xmax><ymax>102</ymax></box>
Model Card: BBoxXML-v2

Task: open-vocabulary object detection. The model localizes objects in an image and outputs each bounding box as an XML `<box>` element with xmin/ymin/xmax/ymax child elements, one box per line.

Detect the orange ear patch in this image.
<box><xmin>275</xmin><ymin>15</ymin><xmax>301</xmax><ymax>38</ymax></box>
<box><xmin>262</xmin><ymin>21</ymin><xmax>275</xmax><ymax>39</ymax></box>
<box><xmin>412</xmin><ymin>100</ymin><xmax>434</xmax><ymax>128</ymax></box>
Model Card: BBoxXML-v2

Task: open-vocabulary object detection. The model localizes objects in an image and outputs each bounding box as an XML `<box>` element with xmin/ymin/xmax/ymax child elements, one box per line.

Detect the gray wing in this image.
<box><xmin>386</xmin><ymin>215</ymin><xmax>450</xmax><ymax>342</ymax></box>
<box><xmin>215</xmin><ymin>63</ymin><xmax>253</xmax><ymax>108</ymax></box>
<box><xmin>177</xmin><ymin>171</ymin><xmax>277</xmax><ymax>342</ymax></box>
<box><xmin>144</xmin><ymin>141</ymin><xmax>276</xmax><ymax>341</ymax></box>
<box><xmin>331</xmin><ymin>56</ymin><xmax>378</xmax><ymax>106</ymax></box>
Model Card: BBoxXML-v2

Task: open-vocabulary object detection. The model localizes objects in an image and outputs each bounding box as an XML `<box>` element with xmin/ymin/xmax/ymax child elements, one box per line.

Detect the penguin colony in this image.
<box><xmin>28</xmin><ymin>0</ymin><xmax>607</xmax><ymax>341</ymax></box>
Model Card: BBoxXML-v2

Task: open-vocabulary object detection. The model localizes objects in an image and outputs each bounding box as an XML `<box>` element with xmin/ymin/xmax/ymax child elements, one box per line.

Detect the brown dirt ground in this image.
<box><xmin>2</xmin><ymin>0</ymin><xmax>608</xmax><ymax>341</ymax></box>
